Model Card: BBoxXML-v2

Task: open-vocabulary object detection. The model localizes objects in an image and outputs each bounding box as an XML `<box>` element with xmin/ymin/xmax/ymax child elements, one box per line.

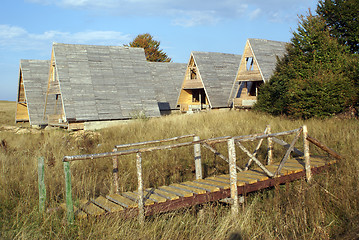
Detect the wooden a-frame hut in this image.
<box><xmin>43</xmin><ymin>43</ymin><xmax>161</xmax><ymax>130</ymax></box>
<box><xmin>177</xmin><ymin>51</ymin><xmax>241</xmax><ymax>113</ymax></box>
<box><xmin>16</xmin><ymin>59</ymin><xmax>53</xmax><ymax>126</ymax></box>
<box><xmin>228</xmin><ymin>38</ymin><xmax>287</xmax><ymax>108</ymax></box>
<box><xmin>149</xmin><ymin>62</ymin><xmax>187</xmax><ymax>114</ymax></box>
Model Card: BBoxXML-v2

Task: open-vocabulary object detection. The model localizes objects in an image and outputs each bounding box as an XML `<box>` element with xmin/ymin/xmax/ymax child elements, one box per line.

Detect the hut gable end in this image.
<box><xmin>177</xmin><ymin>51</ymin><xmax>241</xmax><ymax>112</ymax></box>
<box><xmin>228</xmin><ymin>38</ymin><xmax>287</xmax><ymax>108</ymax></box>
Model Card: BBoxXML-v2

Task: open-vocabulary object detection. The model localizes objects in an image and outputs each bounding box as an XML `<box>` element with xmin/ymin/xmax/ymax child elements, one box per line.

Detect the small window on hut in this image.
<box><xmin>246</xmin><ymin>57</ymin><xmax>254</xmax><ymax>71</ymax></box>
<box><xmin>190</xmin><ymin>67</ymin><xmax>197</xmax><ymax>80</ymax></box>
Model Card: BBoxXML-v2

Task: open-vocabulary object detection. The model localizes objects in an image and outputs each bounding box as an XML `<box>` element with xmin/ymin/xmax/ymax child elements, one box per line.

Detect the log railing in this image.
<box><xmin>62</xmin><ymin>125</ymin><xmax>341</xmax><ymax>224</ymax></box>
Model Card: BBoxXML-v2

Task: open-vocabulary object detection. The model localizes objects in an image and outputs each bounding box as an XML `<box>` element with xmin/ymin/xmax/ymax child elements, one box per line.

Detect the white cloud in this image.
<box><xmin>249</xmin><ymin>8</ymin><xmax>262</xmax><ymax>20</ymax></box>
<box><xmin>171</xmin><ymin>10</ymin><xmax>220</xmax><ymax>27</ymax></box>
<box><xmin>26</xmin><ymin>0</ymin><xmax>317</xmax><ymax>27</ymax></box>
<box><xmin>0</xmin><ymin>25</ymin><xmax>27</xmax><ymax>39</ymax></box>
<box><xmin>0</xmin><ymin>24</ymin><xmax>132</xmax><ymax>51</ymax></box>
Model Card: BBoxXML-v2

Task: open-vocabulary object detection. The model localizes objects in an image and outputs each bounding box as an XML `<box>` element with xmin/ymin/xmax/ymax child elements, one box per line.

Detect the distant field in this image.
<box><xmin>0</xmin><ymin>101</ymin><xmax>16</xmax><ymax>126</ymax></box>
<box><xmin>0</xmin><ymin>100</ymin><xmax>358</xmax><ymax>239</ymax></box>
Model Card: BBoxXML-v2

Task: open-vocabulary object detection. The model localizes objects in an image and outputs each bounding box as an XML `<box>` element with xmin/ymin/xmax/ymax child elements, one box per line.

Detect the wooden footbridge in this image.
<box><xmin>59</xmin><ymin>125</ymin><xmax>341</xmax><ymax>223</ymax></box>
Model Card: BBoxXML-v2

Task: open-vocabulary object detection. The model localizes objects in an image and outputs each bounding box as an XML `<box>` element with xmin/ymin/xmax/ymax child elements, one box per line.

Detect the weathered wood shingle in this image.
<box><xmin>52</xmin><ymin>43</ymin><xmax>161</xmax><ymax>122</ymax></box>
<box><xmin>18</xmin><ymin>60</ymin><xmax>51</xmax><ymax>125</ymax></box>
<box><xmin>149</xmin><ymin>62</ymin><xmax>187</xmax><ymax>111</ymax></box>
<box><xmin>248</xmin><ymin>38</ymin><xmax>287</xmax><ymax>82</ymax></box>
<box><xmin>192</xmin><ymin>51</ymin><xmax>241</xmax><ymax>108</ymax></box>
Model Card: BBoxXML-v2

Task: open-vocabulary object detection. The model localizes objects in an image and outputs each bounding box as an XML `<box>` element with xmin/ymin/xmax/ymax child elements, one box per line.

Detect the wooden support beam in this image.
<box><xmin>234</xmin><ymin>128</ymin><xmax>302</xmax><ymax>143</ymax></box>
<box><xmin>202</xmin><ymin>142</ymin><xmax>242</xmax><ymax>172</ymax></box>
<box><xmin>272</xmin><ymin>137</ymin><xmax>304</xmax><ymax>156</ymax></box>
<box><xmin>64</xmin><ymin>162</ymin><xmax>74</xmax><ymax>224</ymax></box>
<box><xmin>37</xmin><ymin>157</ymin><xmax>46</xmax><ymax>213</ymax></box>
<box><xmin>237</xmin><ymin>142</ymin><xmax>274</xmax><ymax>178</ymax></box>
<box><xmin>136</xmin><ymin>153</ymin><xmax>144</xmax><ymax>225</ymax></box>
<box><xmin>228</xmin><ymin>138</ymin><xmax>238</xmax><ymax>215</ymax></box>
<box><xmin>112</xmin><ymin>149</ymin><xmax>120</xmax><ymax>194</ymax></box>
<box><xmin>194</xmin><ymin>136</ymin><xmax>202</xmax><ymax>180</ymax></box>
<box><xmin>115</xmin><ymin>134</ymin><xmax>195</xmax><ymax>149</ymax></box>
<box><xmin>274</xmin><ymin>128</ymin><xmax>303</xmax><ymax>176</ymax></box>
<box><xmin>303</xmin><ymin>125</ymin><xmax>312</xmax><ymax>182</ymax></box>
<box><xmin>244</xmin><ymin>126</ymin><xmax>268</xmax><ymax>170</ymax></box>
<box><xmin>306</xmin><ymin>135</ymin><xmax>342</xmax><ymax>160</ymax></box>
<box><xmin>267</xmin><ymin>125</ymin><xmax>273</xmax><ymax>165</ymax></box>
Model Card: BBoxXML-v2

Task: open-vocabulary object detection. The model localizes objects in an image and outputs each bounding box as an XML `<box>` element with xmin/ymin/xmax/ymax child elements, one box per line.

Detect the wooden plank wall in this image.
<box><xmin>15</xmin><ymin>73</ymin><xmax>29</xmax><ymax>122</ymax></box>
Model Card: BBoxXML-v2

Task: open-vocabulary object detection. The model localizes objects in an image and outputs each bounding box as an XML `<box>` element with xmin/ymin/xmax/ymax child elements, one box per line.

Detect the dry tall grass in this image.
<box><xmin>0</xmin><ymin>103</ymin><xmax>358</xmax><ymax>239</ymax></box>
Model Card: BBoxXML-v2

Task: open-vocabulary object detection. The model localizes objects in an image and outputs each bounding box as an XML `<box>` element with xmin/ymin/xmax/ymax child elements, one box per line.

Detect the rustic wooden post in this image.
<box><xmin>303</xmin><ymin>125</ymin><xmax>312</xmax><ymax>182</ymax></box>
<box><xmin>267</xmin><ymin>125</ymin><xmax>273</xmax><ymax>165</ymax></box>
<box><xmin>64</xmin><ymin>161</ymin><xmax>74</xmax><ymax>224</ymax></box>
<box><xmin>136</xmin><ymin>152</ymin><xmax>144</xmax><ymax>225</ymax></box>
<box><xmin>112</xmin><ymin>148</ymin><xmax>120</xmax><ymax>194</ymax></box>
<box><xmin>228</xmin><ymin>138</ymin><xmax>239</xmax><ymax>215</ymax></box>
<box><xmin>194</xmin><ymin>136</ymin><xmax>202</xmax><ymax>179</ymax></box>
<box><xmin>37</xmin><ymin>157</ymin><xmax>46</xmax><ymax>213</ymax></box>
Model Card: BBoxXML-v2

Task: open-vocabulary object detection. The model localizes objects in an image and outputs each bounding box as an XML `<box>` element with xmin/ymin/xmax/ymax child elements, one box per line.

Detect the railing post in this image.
<box><xmin>303</xmin><ymin>125</ymin><xmax>312</xmax><ymax>182</ymax></box>
<box><xmin>112</xmin><ymin>148</ymin><xmax>120</xmax><ymax>194</ymax></box>
<box><xmin>64</xmin><ymin>161</ymin><xmax>74</xmax><ymax>224</ymax></box>
<box><xmin>37</xmin><ymin>156</ymin><xmax>46</xmax><ymax>213</ymax></box>
<box><xmin>267</xmin><ymin>125</ymin><xmax>273</xmax><ymax>165</ymax></box>
<box><xmin>136</xmin><ymin>152</ymin><xmax>144</xmax><ymax>225</ymax></box>
<box><xmin>228</xmin><ymin>138</ymin><xmax>238</xmax><ymax>215</ymax></box>
<box><xmin>194</xmin><ymin>136</ymin><xmax>202</xmax><ymax>179</ymax></box>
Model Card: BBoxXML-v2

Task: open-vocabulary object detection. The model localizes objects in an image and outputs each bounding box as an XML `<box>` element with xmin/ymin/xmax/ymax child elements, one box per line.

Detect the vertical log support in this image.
<box><xmin>267</xmin><ymin>125</ymin><xmax>273</xmax><ymax>165</ymax></box>
<box><xmin>194</xmin><ymin>136</ymin><xmax>202</xmax><ymax>180</ymax></box>
<box><xmin>37</xmin><ymin>157</ymin><xmax>46</xmax><ymax>213</ymax></box>
<box><xmin>136</xmin><ymin>152</ymin><xmax>145</xmax><ymax>225</ymax></box>
<box><xmin>303</xmin><ymin>125</ymin><xmax>312</xmax><ymax>182</ymax></box>
<box><xmin>64</xmin><ymin>161</ymin><xmax>74</xmax><ymax>224</ymax></box>
<box><xmin>112</xmin><ymin>148</ymin><xmax>120</xmax><ymax>194</ymax></box>
<box><xmin>228</xmin><ymin>138</ymin><xmax>239</xmax><ymax>215</ymax></box>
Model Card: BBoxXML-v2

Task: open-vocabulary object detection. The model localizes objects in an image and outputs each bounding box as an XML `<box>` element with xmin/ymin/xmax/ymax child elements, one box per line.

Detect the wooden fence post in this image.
<box><xmin>37</xmin><ymin>157</ymin><xmax>46</xmax><ymax>213</ymax></box>
<box><xmin>267</xmin><ymin>125</ymin><xmax>273</xmax><ymax>165</ymax></box>
<box><xmin>194</xmin><ymin>136</ymin><xmax>202</xmax><ymax>179</ymax></box>
<box><xmin>228</xmin><ymin>138</ymin><xmax>238</xmax><ymax>215</ymax></box>
<box><xmin>136</xmin><ymin>152</ymin><xmax>144</xmax><ymax>225</ymax></box>
<box><xmin>112</xmin><ymin>148</ymin><xmax>120</xmax><ymax>194</ymax></box>
<box><xmin>303</xmin><ymin>125</ymin><xmax>312</xmax><ymax>182</ymax></box>
<box><xmin>64</xmin><ymin>161</ymin><xmax>74</xmax><ymax>224</ymax></box>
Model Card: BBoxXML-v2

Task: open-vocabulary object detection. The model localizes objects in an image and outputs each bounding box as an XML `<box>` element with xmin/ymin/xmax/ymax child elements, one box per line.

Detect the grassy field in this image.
<box><xmin>0</xmin><ymin>101</ymin><xmax>358</xmax><ymax>239</ymax></box>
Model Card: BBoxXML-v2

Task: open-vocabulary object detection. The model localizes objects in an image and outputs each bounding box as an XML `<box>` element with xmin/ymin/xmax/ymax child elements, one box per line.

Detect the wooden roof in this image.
<box><xmin>248</xmin><ymin>38</ymin><xmax>287</xmax><ymax>82</ymax></box>
<box><xmin>18</xmin><ymin>60</ymin><xmax>50</xmax><ymax>125</ymax></box>
<box><xmin>149</xmin><ymin>62</ymin><xmax>187</xmax><ymax>111</ymax></box>
<box><xmin>191</xmin><ymin>51</ymin><xmax>241</xmax><ymax>108</ymax></box>
<box><xmin>51</xmin><ymin>43</ymin><xmax>161</xmax><ymax>122</ymax></box>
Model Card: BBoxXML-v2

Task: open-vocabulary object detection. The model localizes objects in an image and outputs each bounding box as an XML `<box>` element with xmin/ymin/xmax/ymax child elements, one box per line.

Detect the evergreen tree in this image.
<box><xmin>127</xmin><ymin>33</ymin><xmax>172</xmax><ymax>62</ymax></box>
<box><xmin>255</xmin><ymin>13</ymin><xmax>357</xmax><ymax>118</ymax></box>
<box><xmin>317</xmin><ymin>0</ymin><xmax>359</xmax><ymax>54</ymax></box>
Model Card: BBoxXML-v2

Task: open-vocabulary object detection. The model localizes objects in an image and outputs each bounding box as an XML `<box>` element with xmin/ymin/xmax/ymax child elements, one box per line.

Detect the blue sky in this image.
<box><xmin>0</xmin><ymin>0</ymin><xmax>318</xmax><ymax>101</ymax></box>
